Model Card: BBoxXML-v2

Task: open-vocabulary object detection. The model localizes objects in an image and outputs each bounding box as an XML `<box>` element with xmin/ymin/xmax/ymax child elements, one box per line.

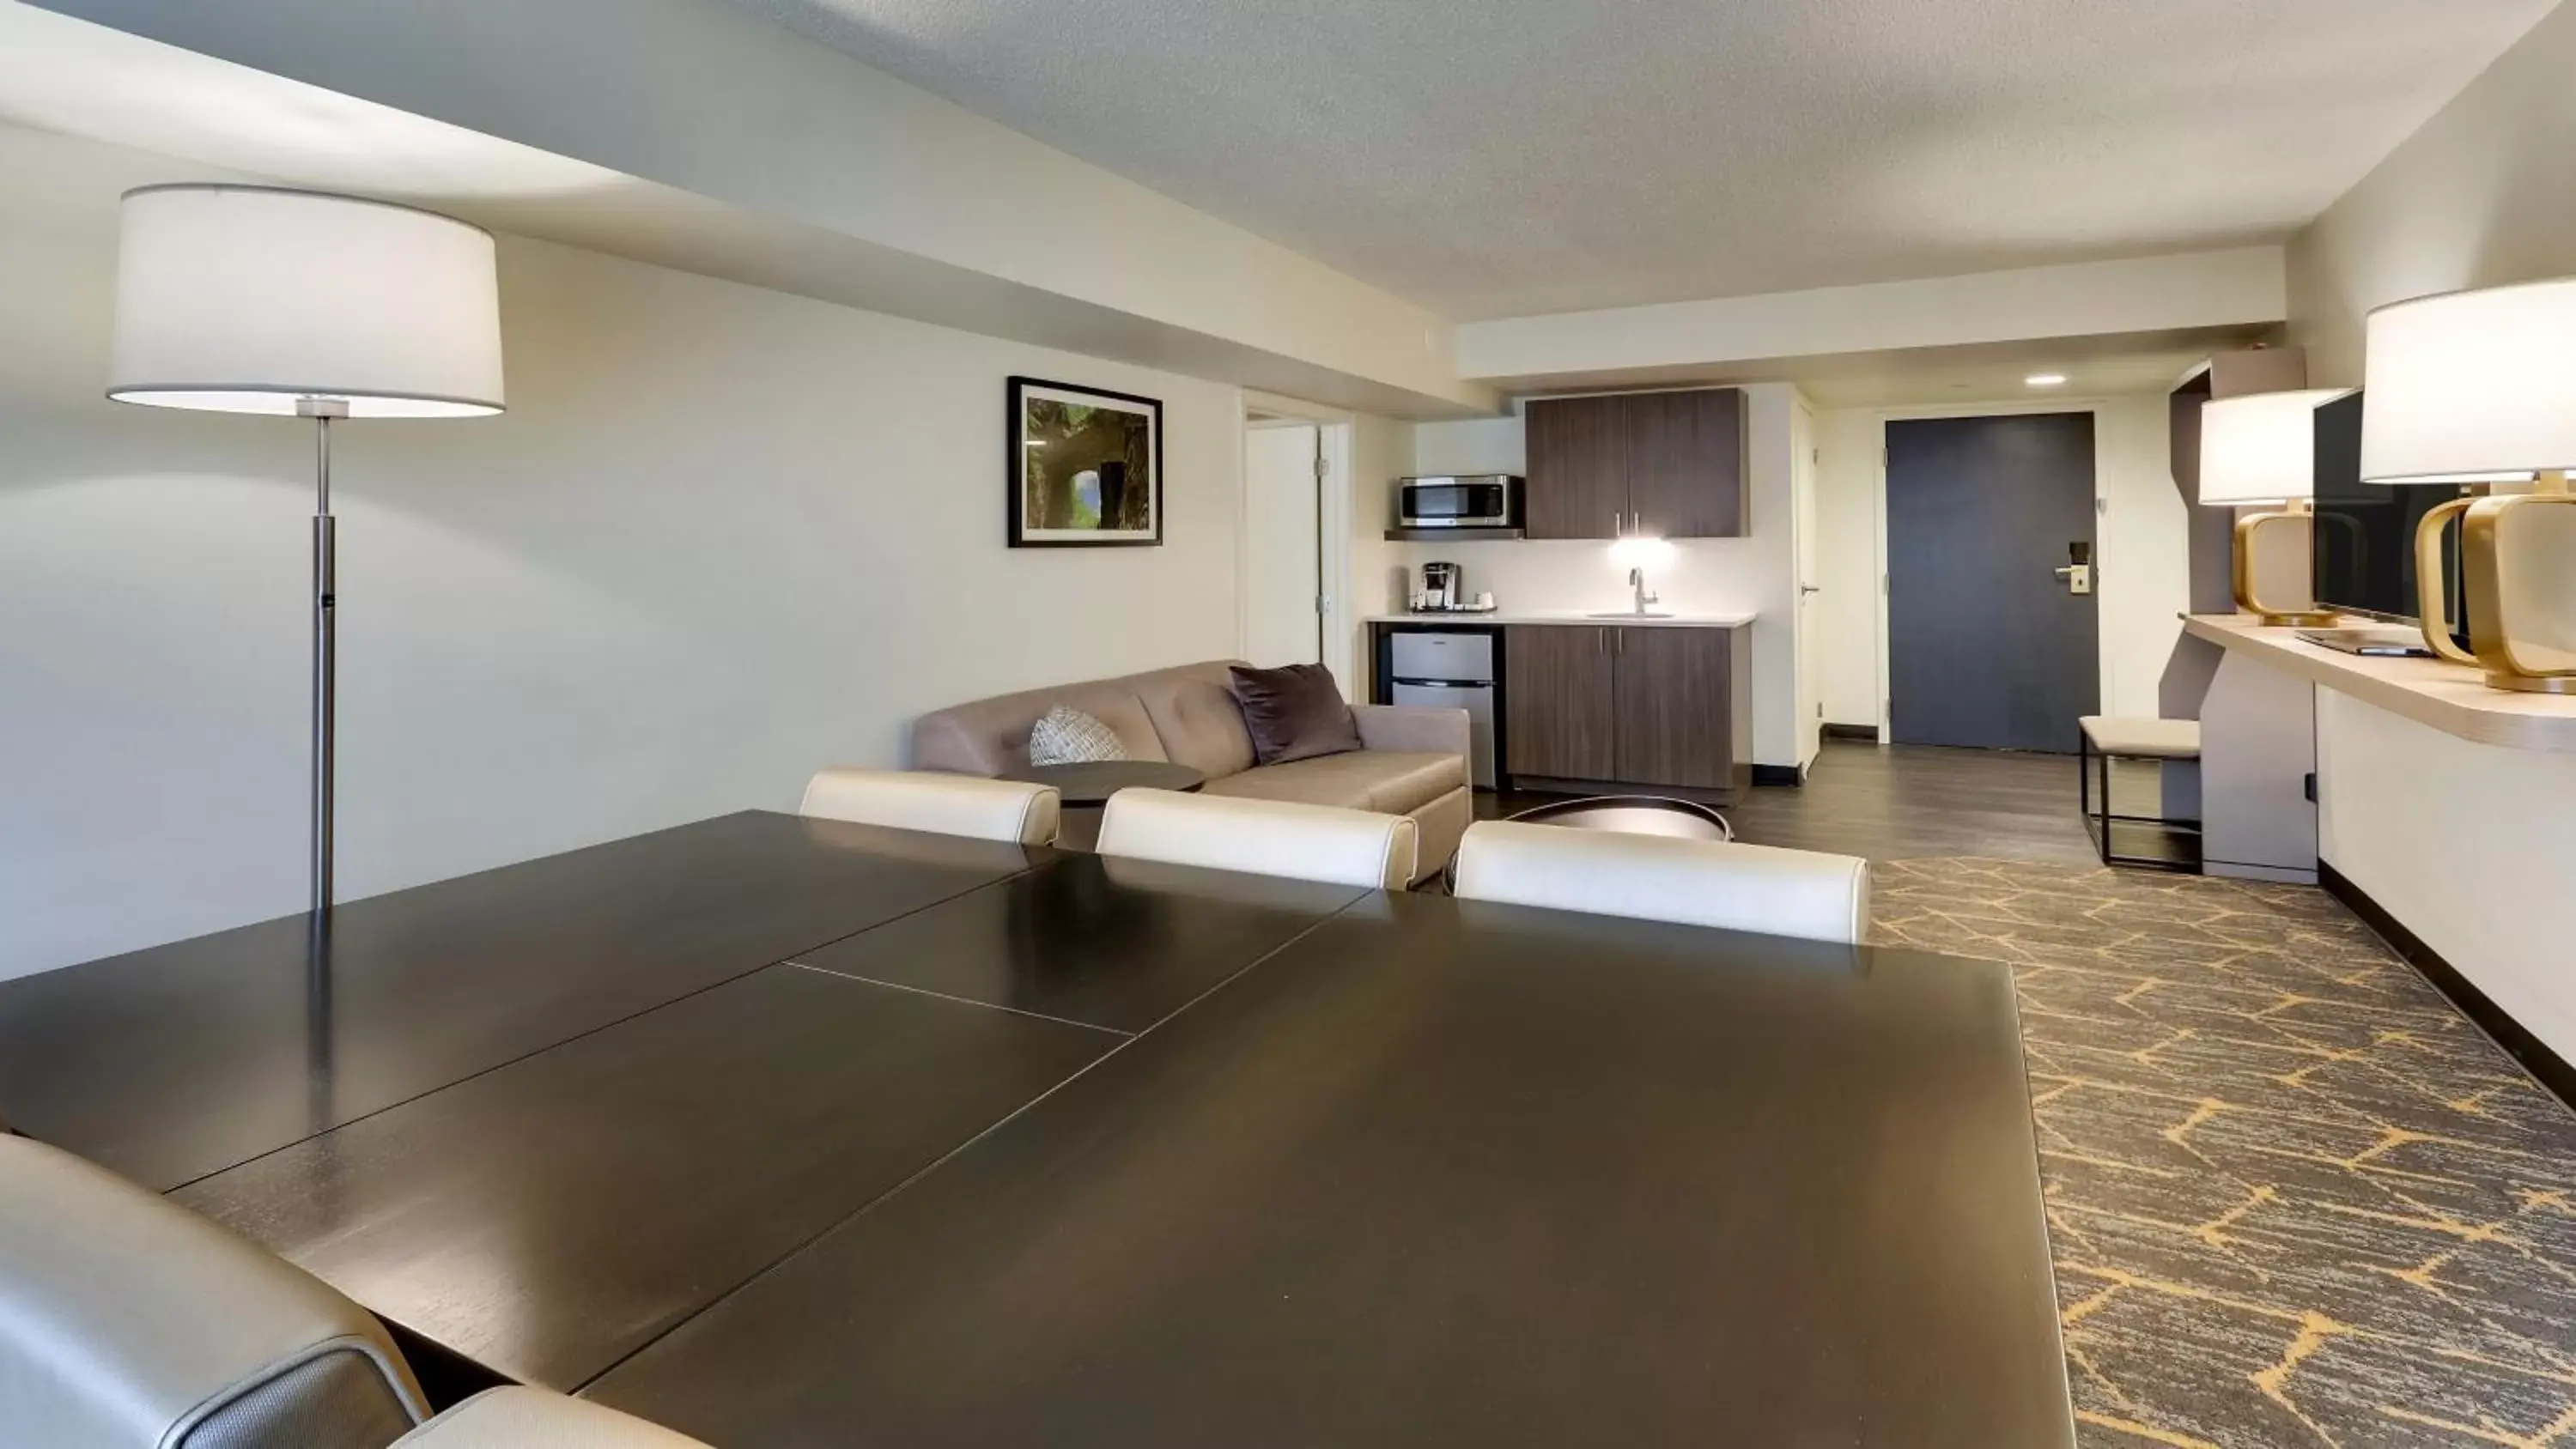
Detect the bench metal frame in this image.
<box><xmin>2079</xmin><ymin>733</ymin><xmax>2204</xmax><ymax>874</ymax></box>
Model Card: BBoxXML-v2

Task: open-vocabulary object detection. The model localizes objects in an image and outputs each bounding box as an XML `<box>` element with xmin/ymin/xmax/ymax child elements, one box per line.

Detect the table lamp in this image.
<box><xmin>109</xmin><ymin>185</ymin><xmax>506</xmax><ymax>914</ymax></box>
<box><xmin>2363</xmin><ymin>279</ymin><xmax>2576</xmax><ymax>693</ymax></box>
<box><xmin>2197</xmin><ymin>388</ymin><xmax>2350</xmax><ymax>626</ymax></box>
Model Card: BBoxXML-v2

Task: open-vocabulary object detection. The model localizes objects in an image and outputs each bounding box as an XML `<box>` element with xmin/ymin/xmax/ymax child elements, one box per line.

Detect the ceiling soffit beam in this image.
<box><xmin>24</xmin><ymin>0</ymin><xmax>1492</xmax><ymax>417</ymax></box>
<box><xmin>1455</xmin><ymin>248</ymin><xmax>2287</xmax><ymax>385</ymax></box>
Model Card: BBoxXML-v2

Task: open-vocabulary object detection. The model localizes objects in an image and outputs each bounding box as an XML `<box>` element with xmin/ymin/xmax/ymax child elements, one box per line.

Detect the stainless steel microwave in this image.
<box><xmin>1397</xmin><ymin>475</ymin><xmax>1522</xmax><ymax>529</ymax></box>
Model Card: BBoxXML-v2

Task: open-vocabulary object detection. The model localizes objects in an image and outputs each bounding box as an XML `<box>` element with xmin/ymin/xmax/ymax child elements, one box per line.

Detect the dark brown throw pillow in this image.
<box><xmin>1229</xmin><ymin>663</ymin><xmax>1364</xmax><ymax>767</ymax></box>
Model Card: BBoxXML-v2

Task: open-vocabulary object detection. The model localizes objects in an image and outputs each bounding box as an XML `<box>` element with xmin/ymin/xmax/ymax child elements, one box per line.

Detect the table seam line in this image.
<box><xmin>153</xmin><ymin>854</ymin><xmax>1069</xmax><ymax>1198</ymax></box>
<box><xmin>569</xmin><ymin>888</ymin><xmax>1375</xmax><ymax>1397</ymax></box>
<box><xmin>781</xmin><ymin>962</ymin><xmax>1134</xmax><ymax>1038</ymax></box>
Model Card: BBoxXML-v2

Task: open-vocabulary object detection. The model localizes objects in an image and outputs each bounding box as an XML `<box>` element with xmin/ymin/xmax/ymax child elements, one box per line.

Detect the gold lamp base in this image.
<box><xmin>2482</xmin><ymin>670</ymin><xmax>2576</xmax><ymax>694</ymax></box>
<box><xmin>2461</xmin><ymin>470</ymin><xmax>2576</xmax><ymax>694</ymax></box>
<box><xmin>2233</xmin><ymin>502</ymin><xmax>2338</xmax><ymax>627</ymax></box>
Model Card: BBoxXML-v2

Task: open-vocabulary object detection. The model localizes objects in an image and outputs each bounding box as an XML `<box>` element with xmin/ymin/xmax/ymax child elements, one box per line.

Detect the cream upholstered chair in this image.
<box><xmin>799</xmin><ymin>767</ymin><xmax>1060</xmax><ymax>846</ymax></box>
<box><xmin>1451</xmin><ymin>820</ymin><xmax>1871</xmax><ymax>944</ymax></box>
<box><xmin>0</xmin><ymin>1134</ymin><xmax>708</xmax><ymax>1449</ymax></box>
<box><xmin>1097</xmin><ymin>788</ymin><xmax>1417</xmax><ymax>891</ymax></box>
<box><xmin>392</xmin><ymin>1387</ymin><xmax>710</xmax><ymax>1446</ymax></box>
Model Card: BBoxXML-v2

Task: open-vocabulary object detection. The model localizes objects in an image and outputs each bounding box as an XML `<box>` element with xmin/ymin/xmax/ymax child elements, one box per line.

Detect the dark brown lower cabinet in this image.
<box><xmin>1505</xmin><ymin>624</ymin><xmax>1746</xmax><ymax>793</ymax></box>
<box><xmin>1613</xmin><ymin>626</ymin><xmax>1736</xmax><ymax>789</ymax></box>
<box><xmin>1504</xmin><ymin>625</ymin><xmax>1615</xmax><ymax>779</ymax></box>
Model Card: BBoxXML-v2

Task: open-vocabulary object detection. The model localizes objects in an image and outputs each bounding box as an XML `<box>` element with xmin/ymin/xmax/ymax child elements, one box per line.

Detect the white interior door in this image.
<box><xmin>1792</xmin><ymin>402</ymin><xmax>1824</xmax><ymax>767</ymax></box>
<box><xmin>1243</xmin><ymin>423</ymin><xmax>1323</xmax><ymax>668</ymax></box>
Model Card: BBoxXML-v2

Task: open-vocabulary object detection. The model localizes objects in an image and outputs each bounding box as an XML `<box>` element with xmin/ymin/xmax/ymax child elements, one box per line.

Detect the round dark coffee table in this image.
<box><xmin>1504</xmin><ymin>795</ymin><xmax>1734</xmax><ymax>842</ymax></box>
<box><xmin>1008</xmin><ymin>761</ymin><xmax>1206</xmax><ymax>807</ymax></box>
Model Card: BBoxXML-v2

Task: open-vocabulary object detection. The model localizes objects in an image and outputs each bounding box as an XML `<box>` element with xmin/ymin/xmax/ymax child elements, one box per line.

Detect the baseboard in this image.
<box><xmin>1510</xmin><ymin>773</ymin><xmax>1746</xmax><ymax>804</ymax></box>
<box><xmin>1820</xmin><ymin>723</ymin><xmax>1880</xmax><ymax>743</ymax></box>
<box><xmin>2322</xmin><ymin>860</ymin><xmax>2576</xmax><ymax>1111</ymax></box>
<box><xmin>1751</xmin><ymin>763</ymin><xmax>1804</xmax><ymax>788</ymax></box>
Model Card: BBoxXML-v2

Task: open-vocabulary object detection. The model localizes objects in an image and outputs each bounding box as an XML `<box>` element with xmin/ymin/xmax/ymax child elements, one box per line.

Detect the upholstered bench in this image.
<box><xmin>2077</xmin><ymin>715</ymin><xmax>2202</xmax><ymax>872</ymax></box>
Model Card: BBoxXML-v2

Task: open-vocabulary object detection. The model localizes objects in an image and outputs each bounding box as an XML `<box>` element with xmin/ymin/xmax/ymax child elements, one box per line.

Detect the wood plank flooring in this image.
<box><xmin>1483</xmin><ymin>739</ymin><xmax>2142</xmax><ymax>864</ymax></box>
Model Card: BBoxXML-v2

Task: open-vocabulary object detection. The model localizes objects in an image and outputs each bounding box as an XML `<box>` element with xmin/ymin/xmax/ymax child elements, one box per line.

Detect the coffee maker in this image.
<box><xmin>1420</xmin><ymin>561</ymin><xmax>1463</xmax><ymax>611</ymax></box>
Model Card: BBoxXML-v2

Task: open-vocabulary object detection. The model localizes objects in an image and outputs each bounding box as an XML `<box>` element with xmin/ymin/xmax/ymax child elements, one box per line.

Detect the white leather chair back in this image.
<box><xmin>0</xmin><ymin>1134</ymin><xmax>429</xmax><ymax>1449</ymax></box>
<box><xmin>1452</xmin><ymin>820</ymin><xmax>1871</xmax><ymax>944</ymax></box>
<box><xmin>1097</xmin><ymin>789</ymin><xmax>1417</xmax><ymax>891</ymax></box>
<box><xmin>799</xmin><ymin>767</ymin><xmax>1060</xmax><ymax>846</ymax></box>
<box><xmin>392</xmin><ymin>1387</ymin><xmax>713</xmax><ymax>1446</ymax></box>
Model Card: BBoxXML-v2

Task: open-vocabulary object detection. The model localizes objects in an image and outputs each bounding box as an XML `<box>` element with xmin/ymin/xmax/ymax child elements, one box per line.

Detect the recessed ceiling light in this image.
<box><xmin>2026</xmin><ymin>373</ymin><xmax>2068</xmax><ymax>388</ymax></box>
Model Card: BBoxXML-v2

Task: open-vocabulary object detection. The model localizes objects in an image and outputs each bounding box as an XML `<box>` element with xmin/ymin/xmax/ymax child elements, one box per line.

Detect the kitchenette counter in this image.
<box><xmin>1368</xmin><ymin>612</ymin><xmax>1753</xmax><ymax>801</ymax></box>
<box><xmin>1366</xmin><ymin>611</ymin><xmax>1758</xmax><ymax>629</ymax></box>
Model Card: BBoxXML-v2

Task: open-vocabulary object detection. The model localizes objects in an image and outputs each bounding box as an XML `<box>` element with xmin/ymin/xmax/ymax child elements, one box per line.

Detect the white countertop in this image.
<box><xmin>1366</xmin><ymin>610</ymin><xmax>1756</xmax><ymax>628</ymax></box>
<box><xmin>2183</xmin><ymin>613</ymin><xmax>2576</xmax><ymax>753</ymax></box>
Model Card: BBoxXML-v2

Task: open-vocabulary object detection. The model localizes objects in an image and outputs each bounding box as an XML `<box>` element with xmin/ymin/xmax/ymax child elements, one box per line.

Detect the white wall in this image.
<box><xmin>0</xmin><ymin>123</ymin><xmax>1246</xmax><ymax>980</ymax></box>
<box><xmin>1400</xmin><ymin>385</ymin><xmax>1804</xmax><ymax>767</ymax></box>
<box><xmin>2318</xmin><ymin>690</ymin><xmax>2576</xmax><ymax>1062</ymax></box>
<box><xmin>1347</xmin><ymin>412</ymin><xmax>1412</xmax><ymax>669</ymax></box>
<box><xmin>30</xmin><ymin>0</ymin><xmax>1486</xmax><ymax>415</ymax></box>
<box><xmin>2287</xmin><ymin>0</ymin><xmax>2576</xmax><ymax>385</ymax></box>
<box><xmin>1457</xmin><ymin>249</ymin><xmax>2286</xmax><ymax>386</ymax></box>
<box><xmin>1805</xmin><ymin>396</ymin><xmax>2186</xmax><ymax>732</ymax></box>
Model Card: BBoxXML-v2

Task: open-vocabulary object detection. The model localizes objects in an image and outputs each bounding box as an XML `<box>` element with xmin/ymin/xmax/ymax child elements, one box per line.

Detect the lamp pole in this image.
<box><xmin>301</xmin><ymin>397</ymin><xmax>347</xmax><ymax>917</ymax></box>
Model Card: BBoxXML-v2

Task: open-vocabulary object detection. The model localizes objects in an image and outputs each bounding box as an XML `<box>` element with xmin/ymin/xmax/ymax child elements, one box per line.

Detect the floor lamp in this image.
<box><xmin>107</xmin><ymin>185</ymin><xmax>506</xmax><ymax>917</ymax></box>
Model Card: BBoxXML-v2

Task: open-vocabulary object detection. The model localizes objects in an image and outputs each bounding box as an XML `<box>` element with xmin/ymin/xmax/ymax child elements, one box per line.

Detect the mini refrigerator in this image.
<box><xmin>1387</xmin><ymin>631</ymin><xmax>1498</xmax><ymax>789</ymax></box>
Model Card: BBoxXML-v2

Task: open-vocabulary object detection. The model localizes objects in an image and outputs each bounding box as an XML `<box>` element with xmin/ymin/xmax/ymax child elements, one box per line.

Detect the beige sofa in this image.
<box><xmin>911</xmin><ymin>661</ymin><xmax>1471</xmax><ymax>885</ymax></box>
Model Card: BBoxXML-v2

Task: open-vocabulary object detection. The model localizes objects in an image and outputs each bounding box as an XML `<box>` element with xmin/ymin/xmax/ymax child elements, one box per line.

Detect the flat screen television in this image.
<box><xmin>2311</xmin><ymin>390</ymin><xmax>2467</xmax><ymax>638</ymax></box>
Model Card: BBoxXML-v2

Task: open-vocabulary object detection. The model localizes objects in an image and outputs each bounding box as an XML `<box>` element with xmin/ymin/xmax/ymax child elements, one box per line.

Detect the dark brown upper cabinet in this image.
<box><xmin>1522</xmin><ymin>393</ymin><xmax>1626</xmax><ymax>541</ymax></box>
<box><xmin>1523</xmin><ymin>388</ymin><xmax>1747</xmax><ymax>541</ymax></box>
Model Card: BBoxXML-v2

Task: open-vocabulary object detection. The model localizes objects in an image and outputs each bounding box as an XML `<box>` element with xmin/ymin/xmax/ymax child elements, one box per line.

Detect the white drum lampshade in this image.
<box><xmin>2361</xmin><ymin>280</ymin><xmax>2576</xmax><ymax>483</ymax></box>
<box><xmin>2196</xmin><ymin>389</ymin><xmax>2348</xmax><ymax>626</ymax></box>
<box><xmin>2361</xmin><ymin>279</ymin><xmax>2576</xmax><ymax>691</ymax></box>
<box><xmin>2197</xmin><ymin>390</ymin><xmax>2347</xmax><ymax>506</ymax></box>
<box><xmin>104</xmin><ymin>184</ymin><xmax>505</xmax><ymax>918</ymax></box>
<box><xmin>109</xmin><ymin>185</ymin><xmax>504</xmax><ymax>417</ymax></box>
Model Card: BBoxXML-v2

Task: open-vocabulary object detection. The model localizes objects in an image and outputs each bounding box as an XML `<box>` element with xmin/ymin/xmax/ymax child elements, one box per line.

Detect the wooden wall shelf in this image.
<box><xmin>1384</xmin><ymin>526</ymin><xmax>1525</xmax><ymax>542</ymax></box>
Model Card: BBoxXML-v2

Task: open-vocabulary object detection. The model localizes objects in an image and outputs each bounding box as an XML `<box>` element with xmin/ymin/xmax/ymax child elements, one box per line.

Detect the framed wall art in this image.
<box><xmin>1007</xmin><ymin>375</ymin><xmax>1163</xmax><ymax>547</ymax></box>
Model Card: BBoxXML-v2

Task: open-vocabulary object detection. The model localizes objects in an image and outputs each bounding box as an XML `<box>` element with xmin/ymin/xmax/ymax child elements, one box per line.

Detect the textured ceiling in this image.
<box><xmin>732</xmin><ymin>0</ymin><xmax>2556</xmax><ymax>321</ymax></box>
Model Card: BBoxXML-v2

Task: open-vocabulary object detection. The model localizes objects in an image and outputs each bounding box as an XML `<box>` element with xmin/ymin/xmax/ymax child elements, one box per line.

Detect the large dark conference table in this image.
<box><xmin>0</xmin><ymin>810</ymin><xmax>2073</xmax><ymax>1447</ymax></box>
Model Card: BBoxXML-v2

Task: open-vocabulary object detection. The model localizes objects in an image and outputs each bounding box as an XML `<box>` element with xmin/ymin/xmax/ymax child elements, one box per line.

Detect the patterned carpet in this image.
<box><xmin>1870</xmin><ymin>858</ymin><xmax>2576</xmax><ymax>1449</ymax></box>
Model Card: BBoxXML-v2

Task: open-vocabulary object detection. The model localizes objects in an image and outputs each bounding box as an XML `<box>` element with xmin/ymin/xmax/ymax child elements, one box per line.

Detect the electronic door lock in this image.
<box><xmin>2055</xmin><ymin>542</ymin><xmax>2093</xmax><ymax>595</ymax></box>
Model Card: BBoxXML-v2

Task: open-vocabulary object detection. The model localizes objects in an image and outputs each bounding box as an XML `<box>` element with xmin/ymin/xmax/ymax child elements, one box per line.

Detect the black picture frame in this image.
<box><xmin>1006</xmin><ymin>375</ymin><xmax>1164</xmax><ymax>548</ymax></box>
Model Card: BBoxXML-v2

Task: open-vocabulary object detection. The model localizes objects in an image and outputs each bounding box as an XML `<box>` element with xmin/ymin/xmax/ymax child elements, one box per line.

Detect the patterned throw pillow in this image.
<box><xmin>1027</xmin><ymin>705</ymin><xmax>1128</xmax><ymax>766</ymax></box>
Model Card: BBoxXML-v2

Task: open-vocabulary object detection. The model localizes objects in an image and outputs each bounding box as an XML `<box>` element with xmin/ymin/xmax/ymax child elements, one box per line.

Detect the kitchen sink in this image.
<box><xmin>1586</xmin><ymin>610</ymin><xmax>1674</xmax><ymax>619</ymax></box>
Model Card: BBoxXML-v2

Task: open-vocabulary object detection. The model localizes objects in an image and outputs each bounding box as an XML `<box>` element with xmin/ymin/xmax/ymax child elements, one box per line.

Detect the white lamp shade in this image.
<box><xmin>2197</xmin><ymin>390</ymin><xmax>2346</xmax><ymax>506</ymax></box>
<box><xmin>110</xmin><ymin>185</ymin><xmax>503</xmax><ymax>418</ymax></box>
<box><xmin>2360</xmin><ymin>278</ymin><xmax>2576</xmax><ymax>483</ymax></box>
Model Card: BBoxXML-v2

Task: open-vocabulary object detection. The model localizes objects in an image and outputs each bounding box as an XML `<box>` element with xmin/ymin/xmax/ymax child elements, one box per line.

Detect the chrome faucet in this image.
<box><xmin>1628</xmin><ymin>567</ymin><xmax>1659</xmax><ymax>615</ymax></box>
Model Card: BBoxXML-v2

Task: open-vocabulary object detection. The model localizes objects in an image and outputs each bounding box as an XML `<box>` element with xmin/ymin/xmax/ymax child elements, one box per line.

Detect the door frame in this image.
<box><xmin>1239</xmin><ymin>391</ymin><xmax>1355</xmax><ymax>691</ymax></box>
<box><xmin>1790</xmin><ymin>396</ymin><xmax>1821</xmax><ymax>770</ymax></box>
<box><xmin>1870</xmin><ymin>398</ymin><xmax>2116</xmax><ymax>743</ymax></box>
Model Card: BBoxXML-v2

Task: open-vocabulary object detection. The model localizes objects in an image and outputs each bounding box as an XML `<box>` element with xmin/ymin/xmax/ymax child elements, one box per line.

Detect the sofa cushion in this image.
<box><xmin>1229</xmin><ymin>663</ymin><xmax>1364</xmax><ymax>766</ymax></box>
<box><xmin>1200</xmin><ymin>750</ymin><xmax>1466</xmax><ymax>816</ymax></box>
<box><xmin>1027</xmin><ymin>705</ymin><xmax>1128</xmax><ymax>766</ymax></box>
<box><xmin>912</xmin><ymin>681</ymin><xmax>1167</xmax><ymax>777</ymax></box>
<box><xmin>1130</xmin><ymin>662</ymin><xmax>1259</xmax><ymax>779</ymax></box>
